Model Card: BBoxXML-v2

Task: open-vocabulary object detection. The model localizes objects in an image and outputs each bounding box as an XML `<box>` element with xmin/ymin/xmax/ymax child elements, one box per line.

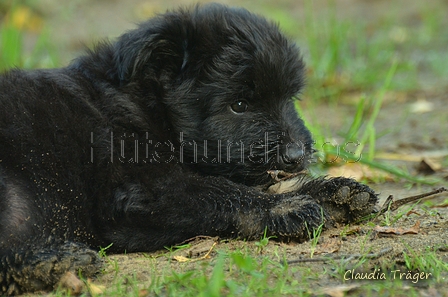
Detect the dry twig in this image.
<box><xmin>285</xmin><ymin>247</ymin><xmax>392</xmax><ymax>265</ymax></box>
<box><xmin>377</xmin><ymin>187</ymin><xmax>447</xmax><ymax>216</ymax></box>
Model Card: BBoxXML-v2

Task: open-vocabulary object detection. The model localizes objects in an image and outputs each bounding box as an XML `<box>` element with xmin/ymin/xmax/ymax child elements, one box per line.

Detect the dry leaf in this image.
<box><xmin>173</xmin><ymin>255</ymin><xmax>190</xmax><ymax>262</ymax></box>
<box><xmin>373</xmin><ymin>221</ymin><xmax>420</xmax><ymax>236</ymax></box>
<box><xmin>377</xmin><ymin>150</ymin><xmax>448</xmax><ymax>162</ymax></box>
<box><xmin>266</xmin><ymin>176</ymin><xmax>303</xmax><ymax>194</ymax></box>
<box><xmin>58</xmin><ymin>272</ymin><xmax>84</xmax><ymax>296</ymax></box>
<box><xmin>376</xmin><ymin>152</ymin><xmax>422</xmax><ymax>162</ymax></box>
<box><xmin>409</xmin><ymin>99</ymin><xmax>434</xmax><ymax>113</ymax></box>
<box><xmin>327</xmin><ymin>163</ymin><xmax>392</xmax><ymax>181</ymax></box>
<box><xmin>406</xmin><ymin>210</ymin><xmax>421</xmax><ymax>216</ymax></box>
<box><xmin>87</xmin><ymin>279</ymin><xmax>106</xmax><ymax>296</ymax></box>
<box><xmin>138</xmin><ymin>289</ymin><xmax>150</xmax><ymax>297</ymax></box>
<box><xmin>416</xmin><ymin>158</ymin><xmax>442</xmax><ymax>175</ymax></box>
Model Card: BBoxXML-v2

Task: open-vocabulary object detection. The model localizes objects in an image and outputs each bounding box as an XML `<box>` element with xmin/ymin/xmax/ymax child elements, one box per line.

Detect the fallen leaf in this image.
<box><xmin>266</xmin><ymin>176</ymin><xmax>303</xmax><ymax>194</ymax></box>
<box><xmin>87</xmin><ymin>279</ymin><xmax>106</xmax><ymax>296</ymax></box>
<box><xmin>173</xmin><ymin>255</ymin><xmax>190</xmax><ymax>262</ymax></box>
<box><xmin>327</xmin><ymin>163</ymin><xmax>392</xmax><ymax>181</ymax></box>
<box><xmin>376</xmin><ymin>150</ymin><xmax>448</xmax><ymax>163</ymax></box>
<box><xmin>373</xmin><ymin>221</ymin><xmax>420</xmax><ymax>236</ymax></box>
<box><xmin>406</xmin><ymin>210</ymin><xmax>421</xmax><ymax>216</ymax></box>
<box><xmin>375</xmin><ymin>152</ymin><xmax>422</xmax><ymax>162</ymax></box>
<box><xmin>416</xmin><ymin>158</ymin><xmax>442</xmax><ymax>175</ymax></box>
<box><xmin>58</xmin><ymin>272</ymin><xmax>84</xmax><ymax>296</ymax></box>
<box><xmin>138</xmin><ymin>289</ymin><xmax>150</xmax><ymax>297</ymax></box>
<box><xmin>409</xmin><ymin>99</ymin><xmax>434</xmax><ymax>113</ymax></box>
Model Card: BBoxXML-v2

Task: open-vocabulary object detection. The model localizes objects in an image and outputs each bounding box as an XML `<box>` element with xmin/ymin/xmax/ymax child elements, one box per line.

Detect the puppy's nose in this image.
<box><xmin>280</xmin><ymin>144</ymin><xmax>305</xmax><ymax>169</ymax></box>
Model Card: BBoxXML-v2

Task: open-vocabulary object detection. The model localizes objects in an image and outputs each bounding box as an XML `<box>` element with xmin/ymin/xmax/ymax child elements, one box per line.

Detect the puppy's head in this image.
<box><xmin>114</xmin><ymin>4</ymin><xmax>313</xmax><ymax>186</ymax></box>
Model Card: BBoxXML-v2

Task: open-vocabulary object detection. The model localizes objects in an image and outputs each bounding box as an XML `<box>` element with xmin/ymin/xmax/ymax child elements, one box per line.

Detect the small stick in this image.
<box><xmin>285</xmin><ymin>247</ymin><xmax>393</xmax><ymax>265</ymax></box>
<box><xmin>377</xmin><ymin>187</ymin><xmax>447</xmax><ymax>216</ymax></box>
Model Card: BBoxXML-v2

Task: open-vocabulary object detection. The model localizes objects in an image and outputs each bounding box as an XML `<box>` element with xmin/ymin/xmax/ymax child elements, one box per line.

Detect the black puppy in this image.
<box><xmin>0</xmin><ymin>4</ymin><xmax>377</xmax><ymax>294</ymax></box>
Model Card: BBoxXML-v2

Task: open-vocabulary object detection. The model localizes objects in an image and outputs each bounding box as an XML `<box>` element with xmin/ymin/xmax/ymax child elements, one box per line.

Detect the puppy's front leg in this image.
<box><xmin>105</xmin><ymin>172</ymin><xmax>337</xmax><ymax>251</ymax></box>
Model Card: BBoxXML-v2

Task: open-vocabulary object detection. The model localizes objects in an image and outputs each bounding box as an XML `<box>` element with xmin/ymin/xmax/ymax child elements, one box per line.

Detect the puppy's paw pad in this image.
<box><xmin>314</xmin><ymin>178</ymin><xmax>378</xmax><ymax>224</ymax></box>
<box><xmin>349</xmin><ymin>192</ymin><xmax>371</xmax><ymax>211</ymax></box>
<box><xmin>334</xmin><ymin>186</ymin><xmax>350</xmax><ymax>204</ymax></box>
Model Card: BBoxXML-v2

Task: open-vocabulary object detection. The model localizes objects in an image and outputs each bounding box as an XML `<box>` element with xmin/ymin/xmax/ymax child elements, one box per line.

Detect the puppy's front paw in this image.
<box><xmin>299</xmin><ymin>177</ymin><xmax>378</xmax><ymax>224</ymax></box>
<box><xmin>266</xmin><ymin>196</ymin><xmax>325</xmax><ymax>241</ymax></box>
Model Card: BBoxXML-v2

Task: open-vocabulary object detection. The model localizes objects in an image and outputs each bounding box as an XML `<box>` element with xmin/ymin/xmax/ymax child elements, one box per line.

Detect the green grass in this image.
<box><xmin>284</xmin><ymin>0</ymin><xmax>447</xmax><ymax>185</ymax></box>
<box><xmin>305</xmin><ymin>211</ymin><xmax>325</xmax><ymax>258</ymax></box>
<box><xmin>0</xmin><ymin>6</ymin><xmax>58</xmax><ymax>71</ymax></box>
<box><xmin>47</xmin><ymin>242</ymin><xmax>447</xmax><ymax>297</ymax></box>
<box><xmin>380</xmin><ymin>200</ymin><xmax>421</xmax><ymax>227</ymax></box>
<box><xmin>403</xmin><ymin>246</ymin><xmax>448</xmax><ymax>282</ymax></box>
<box><xmin>79</xmin><ymin>249</ymin><xmax>315</xmax><ymax>296</ymax></box>
<box><xmin>254</xmin><ymin>227</ymin><xmax>276</xmax><ymax>254</ymax></box>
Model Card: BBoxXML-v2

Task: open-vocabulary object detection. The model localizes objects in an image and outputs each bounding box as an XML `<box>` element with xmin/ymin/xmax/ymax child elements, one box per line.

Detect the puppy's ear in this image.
<box><xmin>114</xmin><ymin>20</ymin><xmax>188</xmax><ymax>89</ymax></box>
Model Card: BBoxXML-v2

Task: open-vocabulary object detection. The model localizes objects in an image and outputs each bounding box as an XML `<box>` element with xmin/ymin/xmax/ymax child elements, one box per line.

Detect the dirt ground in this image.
<box><xmin>11</xmin><ymin>0</ymin><xmax>448</xmax><ymax>295</ymax></box>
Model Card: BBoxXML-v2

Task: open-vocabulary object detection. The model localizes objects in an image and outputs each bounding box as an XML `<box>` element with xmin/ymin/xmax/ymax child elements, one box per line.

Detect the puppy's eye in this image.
<box><xmin>230</xmin><ymin>100</ymin><xmax>248</xmax><ymax>114</ymax></box>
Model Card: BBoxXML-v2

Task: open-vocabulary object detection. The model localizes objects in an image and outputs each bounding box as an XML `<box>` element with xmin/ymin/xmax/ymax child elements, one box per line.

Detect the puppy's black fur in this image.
<box><xmin>0</xmin><ymin>4</ymin><xmax>377</xmax><ymax>294</ymax></box>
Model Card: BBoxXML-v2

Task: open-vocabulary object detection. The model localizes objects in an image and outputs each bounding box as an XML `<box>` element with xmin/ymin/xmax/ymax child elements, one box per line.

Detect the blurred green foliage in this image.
<box><xmin>0</xmin><ymin>4</ymin><xmax>58</xmax><ymax>71</ymax></box>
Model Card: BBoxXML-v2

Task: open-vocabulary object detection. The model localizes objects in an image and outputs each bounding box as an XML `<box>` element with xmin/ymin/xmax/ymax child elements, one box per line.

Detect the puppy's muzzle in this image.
<box><xmin>279</xmin><ymin>142</ymin><xmax>307</xmax><ymax>171</ymax></box>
